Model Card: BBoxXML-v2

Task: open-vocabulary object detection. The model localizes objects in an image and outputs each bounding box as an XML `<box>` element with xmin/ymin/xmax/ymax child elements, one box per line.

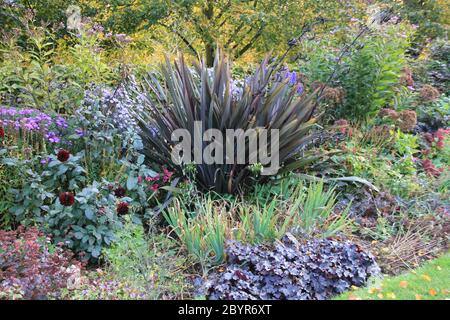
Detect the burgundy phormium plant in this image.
<box><xmin>57</xmin><ymin>149</ymin><xmax>71</xmax><ymax>162</ymax></box>
<box><xmin>59</xmin><ymin>192</ymin><xmax>75</xmax><ymax>206</ymax></box>
<box><xmin>114</xmin><ymin>186</ymin><xmax>126</xmax><ymax>198</ymax></box>
<box><xmin>0</xmin><ymin>126</ymin><xmax>4</xmax><ymax>139</ymax></box>
<box><xmin>117</xmin><ymin>202</ymin><xmax>129</xmax><ymax>215</ymax></box>
<box><xmin>135</xmin><ymin>51</ymin><xmax>323</xmax><ymax>193</ymax></box>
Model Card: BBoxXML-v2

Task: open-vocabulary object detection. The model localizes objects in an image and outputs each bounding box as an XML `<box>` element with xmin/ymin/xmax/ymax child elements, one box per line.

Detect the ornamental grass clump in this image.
<box><xmin>134</xmin><ymin>50</ymin><xmax>324</xmax><ymax>193</ymax></box>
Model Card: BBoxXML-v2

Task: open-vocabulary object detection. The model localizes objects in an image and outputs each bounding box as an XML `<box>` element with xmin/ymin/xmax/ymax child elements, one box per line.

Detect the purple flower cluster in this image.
<box><xmin>81</xmin><ymin>81</ymin><xmax>144</xmax><ymax>132</ymax></box>
<box><xmin>0</xmin><ymin>107</ymin><xmax>69</xmax><ymax>144</ymax></box>
<box><xmin>279</xmin><ymin>67</ymin><xmax>304</xmax><ymax>95</ymax></box>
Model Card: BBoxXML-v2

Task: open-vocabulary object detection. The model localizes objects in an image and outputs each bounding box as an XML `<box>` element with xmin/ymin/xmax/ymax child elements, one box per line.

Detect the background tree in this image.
<box><xmin>386</xmin><ymin>0</ymin><xmax>449</xmax><ymax>57</ymax></box>
<box><xmin>90</xmin><ymin>0</ymin><xmax>368</xmax><ymax>66</ymax></box>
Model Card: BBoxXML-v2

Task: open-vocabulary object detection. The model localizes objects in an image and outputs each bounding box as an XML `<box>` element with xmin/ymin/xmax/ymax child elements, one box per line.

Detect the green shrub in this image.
<box><xmin>295</xmin><ymin>21</ymin><xmax>413</xmax><ymax>123</ymax></box>
<box><xmin>46</xmin><ymin>181</ymin><xmax>122</xmax><ymax>261</ymax></box>
<box><xmin>416</xmin><ymin>96</ymin><xmax>449</xmax><ymax>130</ymax></box>
<box><xmin>101</xmin><ymin>218</ymin><xmax>192</xmax><ymax>299</ymax></box>
<box><xmin>0</xmin><ymin>22</ymin><xmax>118</xmax><ymax>114</ymax></box>
<box><xmin>336</xmin><ymin>27</ymin><xmax>409</xmax><ymax>121</ymax></box>
<box><xmin>0</xmin><ymin>26</ymin><xmax>83</xmax><ymax>113</ymax></box>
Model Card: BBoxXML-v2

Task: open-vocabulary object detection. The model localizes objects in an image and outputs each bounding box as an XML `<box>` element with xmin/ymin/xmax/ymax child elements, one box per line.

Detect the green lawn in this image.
<box><xmin>335</xmin><ymin>253</ymin><xmax>450</xmax><ymax>300</ymax></box>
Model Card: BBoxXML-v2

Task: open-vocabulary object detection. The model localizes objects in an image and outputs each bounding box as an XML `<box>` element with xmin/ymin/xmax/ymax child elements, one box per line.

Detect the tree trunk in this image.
<box><xmin>205</xmin><ymin>42</ymin><xmax>215</xmax><ymax>67</ymax></box>
<box><xmin>203</xmin><ymin>2</ymin><xmax>215</xmax><ymax>67</ymax></box>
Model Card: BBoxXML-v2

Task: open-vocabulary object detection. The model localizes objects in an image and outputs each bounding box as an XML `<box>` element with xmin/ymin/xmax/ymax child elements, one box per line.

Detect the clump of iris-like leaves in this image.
<box><xmin>201</xmin><ymin>235</ymin><xmax>380</xmax><ymax>300</ymax></box>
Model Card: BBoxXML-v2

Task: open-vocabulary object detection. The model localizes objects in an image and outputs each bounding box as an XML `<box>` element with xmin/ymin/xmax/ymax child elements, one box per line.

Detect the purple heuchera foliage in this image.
<box><xmin>0</xmin><ymin>107</ymin><xmax>68</xmax><ymax>143</ymax></box>
<box><xmin>201</xmin><ymin>236</ymin><xmax>380</xmax><ymax>300</ymax></box>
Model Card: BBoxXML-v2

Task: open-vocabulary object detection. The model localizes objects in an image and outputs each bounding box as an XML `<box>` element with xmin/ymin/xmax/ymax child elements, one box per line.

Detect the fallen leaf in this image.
<box><xmin>399</xmin><ymin>281</ymin><xmax>408</xmax><ymax>288</ymax></box>
<box><xmin>386</xmin><ymin>292</ymin><xmax>397</xmax><ymax>299</ymax></box>
<box><xmin>377</xmin><ymin>293</ymin><xmax>384</xmax><ymax>299</ymax></box>
<box><xmin>421</xmin><ymin>274</ymin><xmax>432</xmax><ymax>282</ymax></box>
<box><xmin>368</xmin><ymin>287</ymin><xmax>377</xmax><ymax>294</ymax></box>
<box><xmin>415</xmin><ymin>294</ymin><xmax>422</xmax><ymax>300</ymax></box>
<box><xmin>429</xmin><ymin>288</ymin><xmax>437</xmax><ymax>296</ymax></box>
<box><xmin>436</xmin><ymin>266</ymin><xmax>442</xmax><ymax>271</ymax></box>
<box><xmin>349</xmin><ymin>295</ymin><xmax>362</xmax><ymax>300</ymax></box>
<box><xmin>442</xmin><ymin>289</ymin><xmax>448</xmax><ymax>295</ymax></box>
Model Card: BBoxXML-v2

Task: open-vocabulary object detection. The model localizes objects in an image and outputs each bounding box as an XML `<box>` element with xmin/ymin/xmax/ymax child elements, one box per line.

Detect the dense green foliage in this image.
<box><xmin>0</xmin><ymin>0</ymin><xmax>448</xmax><ymax>301</ymax></box>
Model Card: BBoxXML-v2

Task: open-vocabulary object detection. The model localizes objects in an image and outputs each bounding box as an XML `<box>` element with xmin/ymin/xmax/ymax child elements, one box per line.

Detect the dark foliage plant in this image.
<box><xmin>0</xmin><ymin>226</ymin><xmax>82</xmax><ymax>300</ymax></box>
<box><xmin>202</xmin><ymin>235</ymin><xmax>380</xmax><ymax>300</ymax></box>
<box><xmin>135</xmin><ymin>50</ymin><xmax>323</xmax><ymax>193</ymax></box>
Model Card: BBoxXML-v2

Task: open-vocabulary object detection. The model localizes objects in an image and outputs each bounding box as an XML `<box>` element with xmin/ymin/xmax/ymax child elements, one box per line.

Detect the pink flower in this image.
<box><xmin>150</xmin><ymin>184</ymin><xmax>159</xmax><ymax>192</ymax></box>
<box><xmin>146</xmin><ymin>174</ymin><xmax>160</xmax><ymax>182</ymax></box>
<box><xmin>162</xmin><ymin>167</ymin><xmax>174</xmax><ymax>182</ymax></box>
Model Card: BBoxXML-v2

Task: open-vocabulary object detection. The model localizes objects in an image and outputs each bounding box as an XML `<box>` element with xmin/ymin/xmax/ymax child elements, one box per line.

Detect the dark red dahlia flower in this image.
<box><xmin>114</xmin><ymin>186</ymin><xmax>126</xmax><ymax>198</ymax></box>
<box><xmin>117</xmin><ymin>202</ymin><xmax>129</xmax><ymax>215</ymax></box>
<box><xmin>59</xmin><ymin>192</ymin><xmax>75</xmax><ymax>206</ymax></box>
<box><xmin>57</xmin><ymin>149</ymin><xmax>70</xmax><ymax>162</ymax></box>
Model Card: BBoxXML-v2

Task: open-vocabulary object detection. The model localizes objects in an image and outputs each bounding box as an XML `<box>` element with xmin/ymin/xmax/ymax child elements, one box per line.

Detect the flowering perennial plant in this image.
<box><xmin>0</xmin><ymin>107</ymin><xmax>69</xmax><ymax>145</ymax></box>
<box><xmin>81</xmin><ymin>81</ymin><xmax>144</xmax><ymax>132</ymax></box>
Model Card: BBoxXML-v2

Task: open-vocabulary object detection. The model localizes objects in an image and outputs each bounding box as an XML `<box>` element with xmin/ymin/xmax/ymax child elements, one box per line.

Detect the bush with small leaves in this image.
<box><xmin>0</xmin><ymin>227</ymin><xmax>83</xmax><ymax>300</ymax></box>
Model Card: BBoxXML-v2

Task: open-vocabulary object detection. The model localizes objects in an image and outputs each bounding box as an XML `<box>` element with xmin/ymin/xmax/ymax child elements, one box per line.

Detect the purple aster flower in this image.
<box><xmin>75</xmin><ymin>128</ymin><xmax>84</xmax><ymax>137</ymax></box>
<box><xmin>45</xmin><ymin>131</ymin><xmax>61</xmax><ymax>143</ymax></box>
<box><xmin>55</xmin><ymin>116</ymin><xmax>68</xmax><ymax>128</ymax></box>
